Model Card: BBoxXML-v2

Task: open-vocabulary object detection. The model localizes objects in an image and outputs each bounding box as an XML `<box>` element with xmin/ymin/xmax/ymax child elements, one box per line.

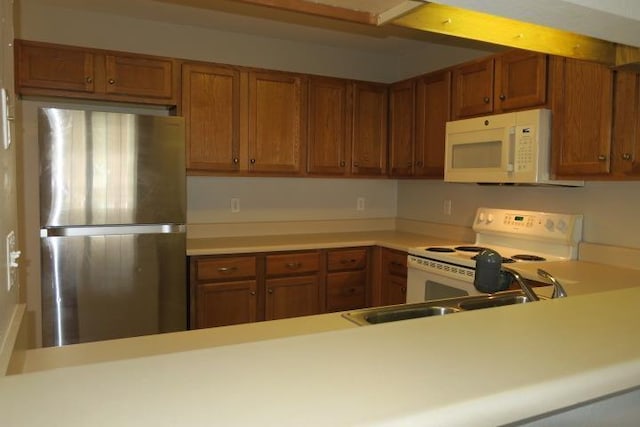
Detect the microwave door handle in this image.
<box><xmin>507</xmin><ymin>126</ymin><xmax>516</xmax><ymax>173</ymax></box>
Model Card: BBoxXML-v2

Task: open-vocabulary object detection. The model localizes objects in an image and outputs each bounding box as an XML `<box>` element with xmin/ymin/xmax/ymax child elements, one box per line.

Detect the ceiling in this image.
<box><xmin>25</xmin><ymin>0</ymin><xmax>500</xmax><ymax>54</ymax></box>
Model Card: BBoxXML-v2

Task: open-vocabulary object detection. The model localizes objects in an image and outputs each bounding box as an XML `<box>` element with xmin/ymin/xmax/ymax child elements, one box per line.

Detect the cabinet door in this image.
<box><xmin>265</xmin><ymin>276</ymin><xmax>319</xmax><ymax>320</ymax></box>
<box><xmin>16</xmin><ymin>41</ymin><xmax>95</xmax><ymax>93</ymax></box>
<box><xmin>550</xmin><ymin>56</ymin><xmax>613</xmax><ymax>176</ymax></box>
<box><xmin>351</xmin><ymin>82</ymin><xmax>388</xmax><ymax>176</ymax></box>
<box><xmin>248</xmin><ymin>71</ymin><xmax>306</xmax><ymax>174</ymax></box>
<box><xmin>307</xmin><ymin>76</ymin><xmax>351</xmax><ymax>175</ymax></box>
<box><xmin>182</xmin><ymin>63</ymin><xmax>241</xmax><ymax>172</ymax></box>
<box><xmin>104</xmin><ymin>54</ymin><xmax>174</xmax><ymax>100</ymax></box>
<box><xmin>326</xmin><ymin>271</ymin><xmax>366</xmax><ymax>312</ymax></box>
<box><xmin>196</xmin><ymin>280</ymin><xmax>257</xmax><ymax>328</ymax></box>
<box><xmin>388</xmin><ymin>79</ymin><xmax>416</xmax><ymax>177</ymax></box>
<box><xmin>452</xmin><ymin>57</ymin><xmax>494</xmax><ymax>119</ymax></box>
<box><xmin>612</xmin><ymin>71</ymin><xmax>640</xmax><ymax>176</ymax></box>
<box><xmin>382</xmin><ymin>275</ymin><xmax>407</xmax><ymax>306</ymax></box>
<box><xmin>415</xmin><ymin>70</ymin><xmax>451</xmax><ymax>178</ymax></box>
<box><xmin>496</xmin><ymin>50</ymin><xmax>547</xmax><ymax>111</ymax></box>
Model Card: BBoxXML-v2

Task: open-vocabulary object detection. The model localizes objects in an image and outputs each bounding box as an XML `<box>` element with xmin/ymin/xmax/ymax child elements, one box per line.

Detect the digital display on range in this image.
<box><xmin>514</xmin><ymin>216</ymin><xmax>524</xmax><ymax>221</ymax></box>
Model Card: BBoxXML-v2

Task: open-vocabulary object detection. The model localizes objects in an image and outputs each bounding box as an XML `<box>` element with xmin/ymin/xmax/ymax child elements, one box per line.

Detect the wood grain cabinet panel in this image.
<box><xmin>104</xmin><ymin>54</ymin><xmax>174</xmax><ymax>99</ymax></box>
<box><xmin>326</xmin><ymin>247</ymin><xmax>369</xmax><ymax>312</ymax></box>
<box><xmin>16</xmin><ymin>41</ymin><xmax>94</xmax><ymax>93</ymax></box>
<box><xmin>380</xmin><ymin>248</ymin><xmax>407</xmax><ymax>306</ymax></box>
<box><xmin>388</xmin><ymin>79</ymin><xmax>416</xmax><ymax>177</ymax></box>
<box><xmin>452</xmin><ymin>51</ymin><xmax>547</xmax><ymax>119</ymax></box>
<box><xmin>307</xmin><ymin>76</ymin><xmax>351</xmax><ymax>175</ymax></box>
<box><xmin>182</xmin><ymin>63</ymin><xmax>241</xmax><ymax>172</ymax></box>
<box><xmin>611</xmin><ymin>71</ymin><xmax>640</xmax><ymax>177</ymax></box>
<box><xmin>550</xmin><ymin>56</ymin><xmax>613</xmax><ymax>177</ymax></box>
<box><xmin>15</xmin><ymin>40</ymin><xmax>177</xmax><ymax>105</ymax></box>
<box><xmin>265</xmin><ymin>275</ymin><xmax>320</xmax><ymax>320</ymax></box>
<box><xmin>196</xmin><ymin>280</ymin><xmax>257</xmax><ymax>328</ymax></box>
<box><xmin>351</xmin><ymin>82</ymin><xmax>388</xmax><ymax>176</ymax></box>
<box><xmin>248</xmin><ymin>71</ymin><xmax>307</xmax><ymax>175</ymax></box>
<box><xmin>414</xmin><ymin>70</ymin><xmax>451</xmax><ymax>178</ymax></box>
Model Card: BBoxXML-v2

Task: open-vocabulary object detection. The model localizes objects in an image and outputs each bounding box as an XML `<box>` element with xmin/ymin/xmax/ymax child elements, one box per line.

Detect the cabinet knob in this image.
<box><xmin>483</xmin><ymin>96</ymin><xmax>490</xmax><ymax>104</ymax></box>
<box><xmin>268</xmin><ymin>288</ymin><xmax>273</xmax><ymax>294</ymax></box>
<box><xmin>250</xmin><ymin>158</ymin><xmax>256</xmax><ymax>164</ymax></box>
<box><xmin>622</xmin><ymin>153</ymin><xmax>632</xmax><ymax>161</ymax></box>
<box><xmin>108</xmin><ymin>78</ymin><xmax>116</xmax><ymax>85</ymax></box>
<box><xmin>597</xmin><ymin>155</ymin><xmax>607</xmax><ymax>161</ymax></box>
<box><xmin>353</xmin><ymin>162</ymin><xmax>359</xmax><ymax>167</ymax></box>
<box><xmin>415</xmin><ymin>161</ymin><xmax>423</xmax><ymax>167</ymax></box>
<box><xmin>340</xmin><ymin>160</ymin><xmax>345</xmax><ymax>167</ymax></box>
<box><xmin>232</xmin><ymin>157</ymin><xmax>239</xmax><ymax>164</ymax></box>
<box><xmin>401</xmin><ymin>286</ymin><xmax>406</xmax><ymax>294</ymax></box>
<box><xmin>250</xmin><ymin>291</ymin><xmax>256</xmax><ymax>296</ymax></box>
<box><xmin>499</xmin><ymin>94</ymin><xmax>506</xmax><ymax>101</ymax></box>
<box><xmin>85</xmin><ymin>76</ymin><xmax>93</xmax><ymax>84</ymax></box>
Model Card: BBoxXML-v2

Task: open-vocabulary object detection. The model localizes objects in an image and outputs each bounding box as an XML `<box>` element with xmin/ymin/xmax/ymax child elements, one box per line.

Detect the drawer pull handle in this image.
<box><xmin>217</xmin><ymin>267</ymin><xmax>238</xmax><ymax>274</ymax></box>
<box><xmin>343</xmin><ymin>287</ymin><xmax>357</xmax><ymax>295</ymax></box>
<box><xmin>285</xmin><ymin>262</ymin><xmax>302</xmax><ymax>270</ymax></box>
<box><xmin>108</xmin><ymin>78</ymin><xmax>116</xmax><ymax>85</ymax></box>
<box><xmin>340</xmin><ymin>259</ymin><xmax>357</xmax><ymax>264</ymax></box>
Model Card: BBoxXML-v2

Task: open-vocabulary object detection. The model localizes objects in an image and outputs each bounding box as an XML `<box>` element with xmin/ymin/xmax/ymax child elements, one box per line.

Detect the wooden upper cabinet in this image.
<box><xmin>612</xmin><ymin>71</ymin><xmax>640</xmax><ymax>177</ymax></box>
<box><xmin>415</xmin><ymin>70</ymin><xmax>451</xmax><ymax>178</ymax></box>
<box><xmin>388</xmin><ymin>79</ymin><xmax>416</xmax><ymax>177</ymax></box>
<box><xmin>307</xmin><ymin>76</ymin><xmax>351</xmax><ymax>175</ymax></box>
<box><xmin>452</xmin><ymin>57</ymin><xmax>494</xmax><ymax>119</ymax></box>
<box><xmin>248</xmin><ymin>71</ymin><xmax>307</xmax><ymax>175</ymax></box>
<box><xmin>351</xmin><ymin>82</ymin><xmax>388</xmax><ymax>176</ymax></box>
<box><xmin>182</xmin><ymin>62</ymin><xmax>240</xmax><ymax>173</ymax></box>
<box><xmin>15</xmin><ymin>40</ymin><xmax>177</xmax><ymax>105</ymax></box>
<box><xmin>452</xmin><ymin>51</ymin><xmax>547</xmax><ymax>119</ymax></box>
<box><xmin>16</xmin><ymin>41</ymin><xmax>95</xmax><ymax>93</ymax></box>
<box><xmin>104</xmin><ymin>54</ymin><xmax>174</xmax><ymax>99</ymax></box>
<box><xmin>550</xmin><ymin>56</ymin><xmax>613</xmax><ymax>177</ymax></box>
<box><xmin>495</xmin><ymin>50</ymin><xmax>547</xmax><ymax>111</ymax></box>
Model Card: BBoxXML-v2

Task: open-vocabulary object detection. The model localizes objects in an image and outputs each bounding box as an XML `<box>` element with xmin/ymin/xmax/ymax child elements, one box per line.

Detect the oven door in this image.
<box><xmin>406</xmin><ymin>266</ymin><xmax>485</xmax><ymax>304</ymax></box>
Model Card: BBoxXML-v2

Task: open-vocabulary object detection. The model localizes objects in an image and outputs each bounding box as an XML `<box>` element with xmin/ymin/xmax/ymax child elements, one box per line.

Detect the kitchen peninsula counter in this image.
<box><xmin>3</xmin><ymin>285</ymin><xmax>640</xmax><ymax>426</ymax></box>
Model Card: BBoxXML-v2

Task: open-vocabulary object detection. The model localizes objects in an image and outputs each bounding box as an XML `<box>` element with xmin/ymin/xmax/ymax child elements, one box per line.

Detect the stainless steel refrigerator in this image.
<box><xmin>39</xmin><ymin>107</ymin><xmax>187</xmax><ymax>347</ymax></box>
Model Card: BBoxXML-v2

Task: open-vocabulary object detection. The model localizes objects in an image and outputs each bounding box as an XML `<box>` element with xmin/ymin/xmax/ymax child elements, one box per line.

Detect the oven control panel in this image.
<box><xmin>473</xmin><ymin>207</ymin><xmax>583</xmax><ymax>243</ymax></box>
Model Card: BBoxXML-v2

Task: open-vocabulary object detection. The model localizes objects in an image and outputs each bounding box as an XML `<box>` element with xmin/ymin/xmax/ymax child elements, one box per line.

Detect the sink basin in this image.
<box><xmin>365</xmin><ymin>306</ymin><xmax>460</xmax><ymax>325</ymax></box>
<box><xmin>342</xmin><ymin>290</ymin><xmax>543</xmax><ymax>326</ymax></box>
<box><xmin>457</xmin><ymin>294</ymin><xmax>531</xmax><ymax>311</ymax></box>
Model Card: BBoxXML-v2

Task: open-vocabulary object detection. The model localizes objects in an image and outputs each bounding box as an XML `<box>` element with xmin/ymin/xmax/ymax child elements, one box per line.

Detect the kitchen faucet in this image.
<box><xmin>502</xmin><ymin>267</ymin><xmax>540</xmax><ymax>302</ymax></box>
<box><xmin>537</xmin><ymin>268</ymin><xmax>568</xmax><ymax>298</ymax></box>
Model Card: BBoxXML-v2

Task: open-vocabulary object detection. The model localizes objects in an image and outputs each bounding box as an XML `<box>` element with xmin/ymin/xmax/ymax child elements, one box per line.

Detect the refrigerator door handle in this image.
<box><xmin>40</xmin><ymin>224</ymin><xmax>186</xmax><ymax>237</ymax></box>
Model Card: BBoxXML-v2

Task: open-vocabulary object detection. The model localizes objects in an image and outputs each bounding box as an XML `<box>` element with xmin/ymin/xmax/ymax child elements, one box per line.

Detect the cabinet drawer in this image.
<box><xmin>385</xmin><ymin>250</ymin><xmax>407</xmax><ymax>277</ymax></box>
<box><xmin>327</xmin><ymin>248</ymin><xmax>367</xmax><ymax>272</ymax></box>
<box><xmin>195</xmin><ymin>256</ymin><xmax>256</xmax><ymax>281</ymax></box>
<box><xmin>326</xmin><ymin>271</ymin><xmax>366</xmax><ymax>312</ymax></box>
<box><xmin>266</xmin><ymin>252</ymin><xmax>319</xmax><ymax>276</ymax></box>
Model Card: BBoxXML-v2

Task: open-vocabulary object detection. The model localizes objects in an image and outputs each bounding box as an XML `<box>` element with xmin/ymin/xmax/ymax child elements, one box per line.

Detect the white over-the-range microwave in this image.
<box><xmin>444</xmin><ymin>108</ymin><xmax>583</xmax><ymax>186</ymax></box>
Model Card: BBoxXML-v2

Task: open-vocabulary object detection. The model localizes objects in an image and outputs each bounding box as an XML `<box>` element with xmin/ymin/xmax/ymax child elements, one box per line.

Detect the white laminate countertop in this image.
<box><xmin>186</xmin><ymin>230</ymin><xmax>458</xmax><ymax>255</ymax></box>
<box><xmin>2</xmin><ymin>286</ymin><xmax>640</xmax><ymax>426</ymax></box>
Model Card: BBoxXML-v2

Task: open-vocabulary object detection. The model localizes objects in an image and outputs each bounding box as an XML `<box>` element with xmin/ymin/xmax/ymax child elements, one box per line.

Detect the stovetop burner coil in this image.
<box><xmin>454</xmin><ymin>245</ymin><xmax>486</xmax><ymax>252</ymax></box>
<box><xmin>424</xmin><ymin>247</ymin><xmax>456</xmax><ymax>253</ymax></box>
<box><xmin>511</xmin><ymin>254</ymin><xmax>546</xmax><ymax>261</ymax></box>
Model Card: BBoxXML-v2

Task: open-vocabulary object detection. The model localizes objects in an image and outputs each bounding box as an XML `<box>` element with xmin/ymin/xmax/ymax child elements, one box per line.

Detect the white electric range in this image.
<box><xmin>406</xmin><ymin>207</ymin><xmax>583</xmax><ymax>303</ymax></box>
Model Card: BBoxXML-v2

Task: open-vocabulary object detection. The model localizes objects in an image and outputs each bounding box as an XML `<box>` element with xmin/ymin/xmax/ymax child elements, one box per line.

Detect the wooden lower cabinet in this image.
<box><xmin>190</xmin><ymin>247</ymin><xmax>373</xmax><ymax>328</ymax></box>
<box><xmin>266</xmin><ymin>275</ymin><xmax>320</xmax><ymax>320</ymax></box>
<box><xmin>380</xmin><ymin>248</ymin><xmax>408</xmax><ymax>306</ymax></box>
<box><xmin>325</xmin><ymin>248</ymin><xmax>369</xmax><ymax>312</ymax></box>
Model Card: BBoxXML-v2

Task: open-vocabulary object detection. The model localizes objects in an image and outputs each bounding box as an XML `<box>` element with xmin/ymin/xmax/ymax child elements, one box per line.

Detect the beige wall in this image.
<box><xmin>397</xmin><ymin>180</ymin><xmax>640</xmax><ymax>249</ymax></box>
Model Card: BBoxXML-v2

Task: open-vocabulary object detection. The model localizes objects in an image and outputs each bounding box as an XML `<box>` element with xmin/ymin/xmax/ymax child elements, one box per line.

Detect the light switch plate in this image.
<box><xmin>6</xmin><ymin>230</ymin><xmax>20</xmax><ymax>291</ymax></box>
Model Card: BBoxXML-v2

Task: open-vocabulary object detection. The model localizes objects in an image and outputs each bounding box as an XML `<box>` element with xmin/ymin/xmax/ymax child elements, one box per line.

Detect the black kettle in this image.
<box><xmin>473</xmin><ymin>248</ymin><xmax>510</xmax><ymax>293</ymax></box>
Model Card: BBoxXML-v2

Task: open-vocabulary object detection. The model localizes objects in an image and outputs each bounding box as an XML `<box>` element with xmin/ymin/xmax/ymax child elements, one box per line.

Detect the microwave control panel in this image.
<box><xmin>514</xmin><ymin>125</ymin><xmax>536</xmax><ymax>173</ymax></box>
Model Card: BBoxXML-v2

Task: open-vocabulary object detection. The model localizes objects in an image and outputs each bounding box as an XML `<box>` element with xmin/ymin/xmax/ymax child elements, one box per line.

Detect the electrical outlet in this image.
<box><xmin>231</xmin><ymin>198</ymin><xmax>240</xmax><ymax>213</ymax></box>
<box><xmin>6</xmin><ymin>231</ymin><xmax>20</xmax><ymax>291</ymax></box>
<box><xmin>443</xmin><ymin>199</ymin><xmax>452</xmax><ymax>216</ymax></box>
<box><xmin>357</xmin><ymin>197</ymin><xmax>365</xmax><ymax>211</ymax></box>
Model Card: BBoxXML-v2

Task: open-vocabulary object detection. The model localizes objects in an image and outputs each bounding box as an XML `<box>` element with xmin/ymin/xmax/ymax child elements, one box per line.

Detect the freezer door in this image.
<box><xmin>41</xmin><ymin>230</ymin><xmax>186</xmax><ymax>347</ymax></box>
<box><xmin>39</xmin><ymin>108</ymin><xmax>185</xmax><ymax>227</ymax></box>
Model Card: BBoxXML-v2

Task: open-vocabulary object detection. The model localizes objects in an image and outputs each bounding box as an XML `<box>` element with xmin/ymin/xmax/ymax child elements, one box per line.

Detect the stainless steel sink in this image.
<box><xmin>342</xmin><ymin>290</ymin><xmax>542</xmax><ymax>326</ymax></box>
